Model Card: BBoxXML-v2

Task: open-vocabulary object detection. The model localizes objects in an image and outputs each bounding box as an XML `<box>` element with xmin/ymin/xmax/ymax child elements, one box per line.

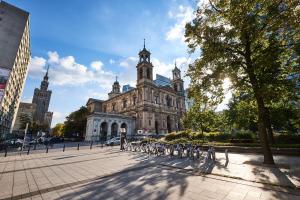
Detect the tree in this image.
<box><xmin>226</xmin><ymin>92</ymin><xmax>258</xmax><ymax>132</ymax></box>
<box><xmin>185</xmin><ymin>0</ymin><xmax>300</xmax><ymax>164</ymax></box>
<box><xmin>63</xmin><ymin>106</ymin><xmax>89</xmax><ymax>138</ymax></box>
<box><xmin>18</xmin><ymin>113</ymin><xmax>32</xmax><ymax>130</ymax></box>
<box><xmin>182</xmin><ymin>87</ymin><xmax>221</xmax><ymax>135</ymax></box>
<box><xmin>52</xmin><ymin>123</ymin><xmax>64</xmax><ymax>137</ymax></box>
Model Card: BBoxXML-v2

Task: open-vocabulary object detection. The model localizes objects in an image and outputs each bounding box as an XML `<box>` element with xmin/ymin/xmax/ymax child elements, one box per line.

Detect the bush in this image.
<box><xmin>204</xmin><ymin>131</ymin><xmax>231</xmax><ymax>142</ymax></box>
<box><xmin>235</xmin><ymin>130</ymin><xmax>256</xmax><ymax>140</ymax></box>
<box><xmin>165</xmin><ymin>130</ymin><xmax>193</xmax><ymax>141</ymax></box>
<box><xmin>169</xmin><ymin>138</ymin><xmax>190</xmax><ymax>144</ymax></box>
<box><xmin>275</xmin><ymin>134</ymin><xmax>300</xmax><ymax>144</ymax></box>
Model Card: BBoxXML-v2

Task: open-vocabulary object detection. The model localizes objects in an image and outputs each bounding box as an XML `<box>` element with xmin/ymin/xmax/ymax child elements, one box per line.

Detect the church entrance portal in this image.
<box><xmin>100</xmin><ymin>122</ymin><xmax>108</xmax><ymax>141</ymax></box>
<box><xmin>111</xmin><ymin>123</ymin><xmax>118</xmax><ymax>138</ymax></box>
<box><xmin>167</xmin><ymin>116</ymin><xmax>171</xmax><ymax>133</ymax></box>
<box><xmin>155</xmin><ymin>121</ymin><xmax>159</xmax><ymax>135</ymax></box>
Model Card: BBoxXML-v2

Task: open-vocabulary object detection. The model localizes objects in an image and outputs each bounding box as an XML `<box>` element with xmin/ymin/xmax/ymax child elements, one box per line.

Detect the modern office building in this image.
<box><xmin>154</xmin><ymin>74</ymin><xmax>172</xmax><ymax>87</ymax></box>
<box><xmin>0</xmin><ymin>1</ymin><xmax>30</xmax><ymax>138</ymax></box>
<box><xmin>122</xmin><ymin>84</ymin><xmax>134</xmax><ymax>93</ymax></box>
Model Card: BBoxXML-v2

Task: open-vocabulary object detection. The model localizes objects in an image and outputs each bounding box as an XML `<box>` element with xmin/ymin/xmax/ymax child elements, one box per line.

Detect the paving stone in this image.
<box><xmin>0</xmin><ymin>147</ymin><xmax>299</xmax><ymax>200</ymax></box>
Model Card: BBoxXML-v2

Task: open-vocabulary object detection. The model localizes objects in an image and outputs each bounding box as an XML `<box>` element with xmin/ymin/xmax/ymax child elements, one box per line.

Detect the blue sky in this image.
<box><xmin>7</xmin><ymin>0</ymin><xmax>230</xmax><ymax>127</ymax></box>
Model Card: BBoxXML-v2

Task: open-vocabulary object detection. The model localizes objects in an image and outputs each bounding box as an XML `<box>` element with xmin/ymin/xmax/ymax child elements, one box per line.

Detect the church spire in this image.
<box><xmin>44</xmin><ymin>65</ymin><xmax>49</xmax><ymax>80</ymax></box>
<box><xmin>139</xmin><ymin>39</ymin><xmax>151</xmax><ymax>63</ymax></box>
<box><xmin>40</xmin><ymin>65</ymin><xmax>49</xmax><ymax>90</ymax></box>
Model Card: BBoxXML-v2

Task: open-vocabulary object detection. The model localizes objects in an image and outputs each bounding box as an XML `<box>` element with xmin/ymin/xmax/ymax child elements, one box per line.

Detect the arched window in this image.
<box><xmin>147</xmin><ymin>68</ymin><xmax>150</xmax><ymax>79</ymax></box>
<box><xmin>174</xmin><ymin>84</ymin><xmax>178</xmax><ymax>92</ymax></box>
<box><xmin>139</xmin><ymin>69</ymin><xmax>143</xmax><ymax>79</ymax></box>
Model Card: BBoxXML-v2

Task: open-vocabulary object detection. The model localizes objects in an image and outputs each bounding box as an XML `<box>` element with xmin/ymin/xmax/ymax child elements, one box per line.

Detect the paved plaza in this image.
<box><xmin>0</xmin><ymin>146</ymin><xmax>300</xmax><ymax>200</ymax></box>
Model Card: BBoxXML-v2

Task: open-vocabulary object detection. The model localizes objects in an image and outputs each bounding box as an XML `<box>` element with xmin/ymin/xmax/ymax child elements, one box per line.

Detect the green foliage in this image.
<box><xmin>204</xmin><ymin>131</ymin><xmax>231</xmax><ymax>142</ymax></box>
<box><xmin>52</xmin><ymin>123</ymin><xmax>64</xmax><ymax>137</ymax></box>
<box><xmin>169</xmin><ymin>138</ymin><xmax>190</xmax><ymax>144</ymax></box>
<box><xmin>63</xmin><ymin>106</ymin><xmax>89</xmax><ymax>138</ymax></box>
<box><xmin>275</xmin><ymin>134</ymin><xmax>300</xmax><ymax>144</ymax></box>
<box><xmin>235</xmin><ymin>130</ymin><xmax>256</xmax><ymax>140</ymax></box>
<box><xmin>165</xmin><ymin>130</ymin><xmax>192</xmax><ymax>141</ymax></box>
<box><xmin>185</xmin><ymin>0</ymin><xmax>300</xmax><ymax>163</ymax></box>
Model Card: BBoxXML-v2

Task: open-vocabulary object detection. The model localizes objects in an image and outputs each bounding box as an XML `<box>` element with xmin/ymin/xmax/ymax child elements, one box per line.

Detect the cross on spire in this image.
<box><xmin>143</xmin><ymin>38</ymin><xmax>145</xmax><ymax>49</ymax></box>
<box><xmin>116</xmin><ymin>76</ymin><xmax>118</xmax><ymax>82</ymax></box>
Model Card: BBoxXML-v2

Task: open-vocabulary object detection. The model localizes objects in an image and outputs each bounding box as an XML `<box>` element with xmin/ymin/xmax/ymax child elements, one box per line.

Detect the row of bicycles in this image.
<box><xmin>123</xmin><ymin>141</ymin><xmax>217</xmax><ymax>160</ymax></box>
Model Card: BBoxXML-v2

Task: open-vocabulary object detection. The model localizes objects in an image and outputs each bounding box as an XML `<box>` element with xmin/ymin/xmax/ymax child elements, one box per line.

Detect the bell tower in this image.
<box><xmin>136</xmin><ymin>39</ymin><xmax>153</xmax><ymax>85</ymax></box>
<box><xmin>172</xmin><ymin>62</ymin><xmax>184</xmax><ymax>96</ymax></box>
<box><xmin>108</xmin><ymin>76</ymin><xmax>121</xmax><ymax>99</ymax></box>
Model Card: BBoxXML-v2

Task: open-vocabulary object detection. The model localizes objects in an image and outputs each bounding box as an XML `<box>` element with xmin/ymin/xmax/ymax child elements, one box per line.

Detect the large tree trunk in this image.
<box><xmin>254</xmin><ymin>95</ymin><xmax>275</xmax><ymax>164</ymax></box>
<box><xmin>246</xmin><ymin>70</ymin><xmax>275</xmax><ymax>164</ymax></box>
<box><xmin>244</xmin><ymin>34</ymin><xmax>275</xmax><ymax>165</ymax></box>
<box><xmin>265</xmin><ymin>108</ymin><xmax>274</xmax><ymax>144</ymax></box>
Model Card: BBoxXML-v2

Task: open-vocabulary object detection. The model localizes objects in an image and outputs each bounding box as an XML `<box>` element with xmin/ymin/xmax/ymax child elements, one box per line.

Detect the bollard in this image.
<box><xmin>196</xmin><ymin>148</ymin><xmax>200</xmax><ymax>159</ymax></box>
<box><xmin>212</xmin><ymin>147</ymin><xmax>216</xmax><ymax>161</ymax></box>
<box><xmin>225</xmin><ymin>149</ymin><xmax>229</xmax><ymax>162</ymax></box>
<box><xmin>63</xmin><ymin>144</ymin><xmax>65</xmax><ymax>152</ymax></box>
<box><xmin>34</xmin><ymin>142</ymin><xmax>37</xmax><ymax>150</ymax></box>
<box><xmin>4</xmin><ymin>147</ymin><xmax>7</xmax><ymax>157</ymax></box>
<box><xmin>207</xmin><ymin>148</ymin><xmax>212</xmax><ymax>160</ymax></box>
<box><xmin>46</xmin><ymin>146</ymin><xmax>49</xmax><ymax>153</ymax></box>
<box><xmin>77</xmin><ymin>143</ymin><xmax>80</xmax><ymax>150</ymax></box>
<box><xmin>27</xmin><ymin>146</ymin><xmax>31</xmax><ymax>155</ymax></box>
<box><xmin>90</xmin><ymin>141</ymin><xmax>93</xmax><ymax>149</ymax></box>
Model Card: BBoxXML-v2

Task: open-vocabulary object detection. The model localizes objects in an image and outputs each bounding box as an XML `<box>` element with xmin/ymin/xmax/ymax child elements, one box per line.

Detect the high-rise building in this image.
<box><xmin>154</xmin><ymin>74</ymin><xmax>171</xmax><ymax>87</ymax></box>
<box><xmin>122</xmin><ymin>84</ymin><xmax>134</xmax><ymax>93</ymax></box>
<box><xmin>32</xmin><ymin>66</ymin><xmax>52</xmax><ymax>127</ymax></box>
<box><xmin>0</xmin><ymin>1</ymin><xmax>30</xmax><ymax>138</ymax></box>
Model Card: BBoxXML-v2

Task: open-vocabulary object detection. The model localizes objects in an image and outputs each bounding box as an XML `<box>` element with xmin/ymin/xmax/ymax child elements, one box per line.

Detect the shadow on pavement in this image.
<box><xmin>57</xmin><ymin>153</ymin><xmax>189</xmax><ymax>200</ymax></box>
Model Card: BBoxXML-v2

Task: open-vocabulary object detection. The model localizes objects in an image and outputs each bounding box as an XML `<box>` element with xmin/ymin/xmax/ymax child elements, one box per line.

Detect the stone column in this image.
<box><xmin>107</xmin><ymin>122</ymin><xmax>112</xmax><ymax>140</ymax></box>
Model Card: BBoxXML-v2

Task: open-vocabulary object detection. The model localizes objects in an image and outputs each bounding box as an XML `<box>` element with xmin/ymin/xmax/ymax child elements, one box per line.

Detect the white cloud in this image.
<box><xmin>85</xmin><ymin>90</ymin><xmax>108</xmax><ymax>101</ymax></box>
<box><xmin>166</xmin><ymin>5</ymin><xmax>194</xmax><ymax>42</ymax></box>
<box><xmin>118</xmin><ymin>56</ymin><xmax>192</xmax><ymax>88</ymax></box>
<box><xmin>109</xmin><ymin>59</ymin><xmax>115</xmax><ymax>64</ymax></box>
<box><xmin>48</xmin><ymin>51</ymin><xmax>59</xmax><ymax>63</ymax></box>
<box><xmin>21</xmin><ymin>96</ymin><xmax>32</xmax><ymax>103</ymax></box>
<box><xmin>52</xmin><ymin>111</ymin><xmax>66</xmax><ymax>127</ymax></box>
<box><xmin>120</xmin><ymin>57</ymin><xmax>138</xmax><ymax>68</ymax></box>
<box><xmin>90</xmin><ymin>60</ymin><xmax>103</xmax><ymax>71</ymax></box>
<box><xmin>28</xmin><ymin>56</ymin><xmax>46</xmax><ymax>78</ymax></box>
<box><xmin>28</xmin><ymin>51</ymin><xmax>116</xmax><ymax>90</ymax></box>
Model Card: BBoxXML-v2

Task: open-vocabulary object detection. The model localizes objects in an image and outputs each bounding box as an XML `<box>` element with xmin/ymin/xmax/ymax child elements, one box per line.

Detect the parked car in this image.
<box><xmin>5</xmin><ymin>139</ymin><xmax>23</xmax><ymax>147</ymax></box>
<box><xmin>105</xmin><ymin>137</ymin><xmax>120</xmax><ymax>146</ymax></box>
<box><xmin>49</xmin><ymin>137</ymin><xmax>63</xmax><ymax>144</ymax></box>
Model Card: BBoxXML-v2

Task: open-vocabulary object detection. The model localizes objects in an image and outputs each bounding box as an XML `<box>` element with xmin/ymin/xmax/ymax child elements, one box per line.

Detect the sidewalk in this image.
<box><xmin>158</xmin><ymin>151</ymin><xmax>300</xmax><ymax>189</ymax></box>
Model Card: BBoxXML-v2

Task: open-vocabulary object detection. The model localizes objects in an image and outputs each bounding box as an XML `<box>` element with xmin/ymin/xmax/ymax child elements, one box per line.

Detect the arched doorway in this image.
<box><xmin>167</xmin><ymin>116</ymin><xmax>171</xmax><ymax>133</ymax></box>
<box><xmin>155</xmin><ymin>121</ymin><xmax>159</xmax><ymax>135</ymax></box>
<box><xmin>111</xmin><ymin>123</ymin><xmax>118</xmax><ymax>138</ymax></box>
<box><xmin>100</xmin><ymin>122</ymin><xmax>108</xmax><ymax>142</ymax></box>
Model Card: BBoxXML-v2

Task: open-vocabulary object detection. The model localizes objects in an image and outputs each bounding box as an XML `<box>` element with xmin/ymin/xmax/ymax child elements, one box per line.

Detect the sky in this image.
<box><xmin>7</xmin><ymin>0</ymin><xmax>231</xmax><ymax>127</ymax></box>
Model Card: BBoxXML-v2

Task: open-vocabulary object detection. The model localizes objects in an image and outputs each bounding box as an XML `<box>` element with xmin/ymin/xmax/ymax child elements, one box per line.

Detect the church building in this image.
<box><xmin>85</xmin><ymin>43</ymin><xmax>185</xmax><ymax>141</ymax></box>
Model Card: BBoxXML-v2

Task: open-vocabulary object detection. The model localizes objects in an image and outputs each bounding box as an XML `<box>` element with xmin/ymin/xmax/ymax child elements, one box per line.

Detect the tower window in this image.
<box><xmin>139</xmin><ymin>69</ymin><xmax>143</xmax><ymax>79</ymax></box>
<box><xmin>155</xmin><ymin>96</ymin><xmax>159</xmax><ymax>104</ymax></box>
<box><xmin>123</xmin><ymin>99</ymin><xmax>127</xmax><ymax>108</ymax></box>
<box><xmin>133</xmin><ymin>96</ymin><xmax>137</xmax><ymax>105</ymax></box>
<box><xmin>147</xmin><ymin>68</ymin><xmax>150</xmax><ymax>79</ymax></box>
